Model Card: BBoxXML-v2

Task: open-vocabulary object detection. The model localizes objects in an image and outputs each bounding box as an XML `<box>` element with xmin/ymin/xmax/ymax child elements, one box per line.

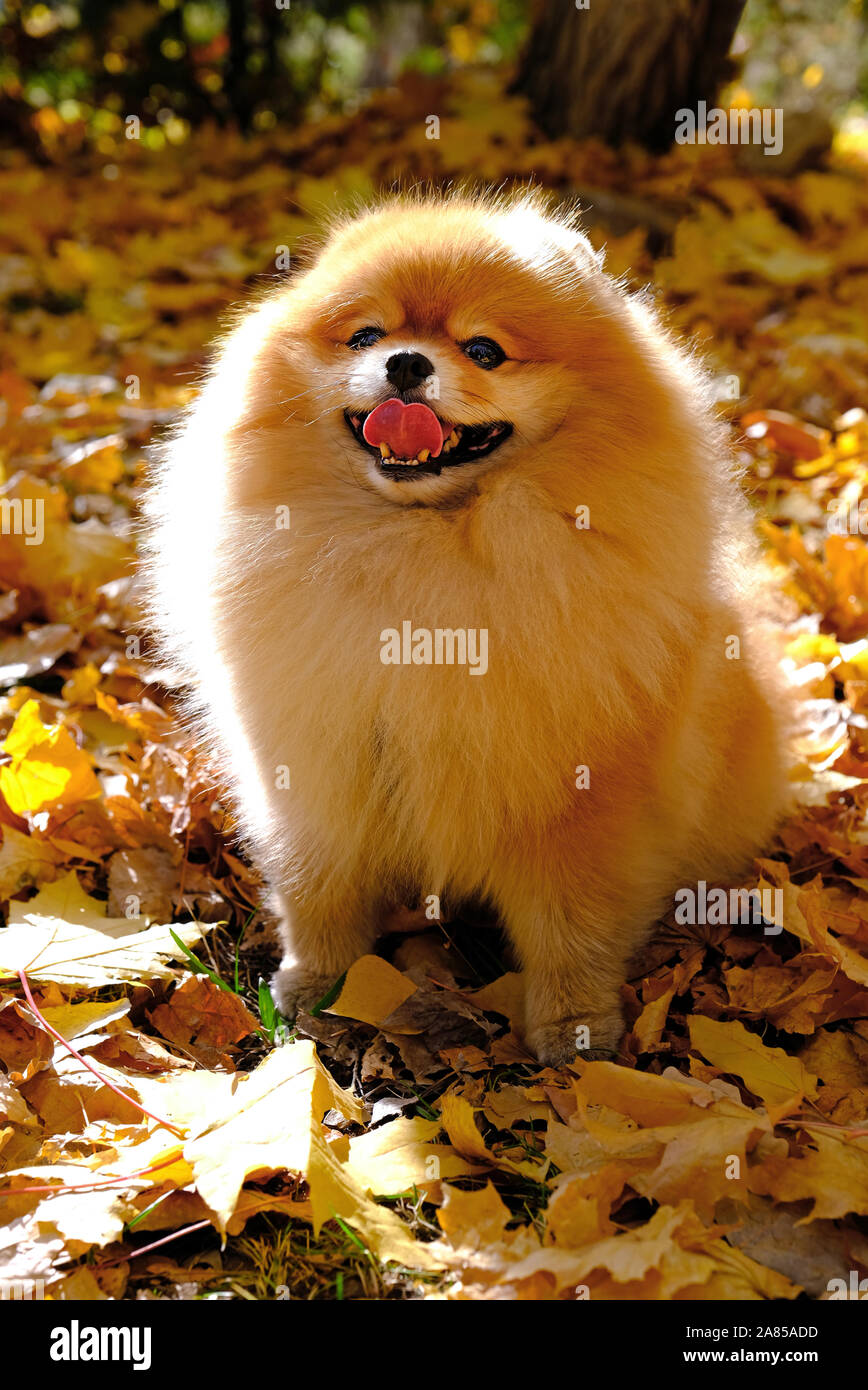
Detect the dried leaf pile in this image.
<box><xmin>3</xmin><ymin>71</ymin><xmax>868</xmax><ymax>1300</ymax></box>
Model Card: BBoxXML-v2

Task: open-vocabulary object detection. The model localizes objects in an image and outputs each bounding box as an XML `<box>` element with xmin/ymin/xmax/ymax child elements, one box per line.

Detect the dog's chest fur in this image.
<box><xmin>211</xmin><ymin>479</ymin><xmax>668</xmax><ymax>893</ymax></box>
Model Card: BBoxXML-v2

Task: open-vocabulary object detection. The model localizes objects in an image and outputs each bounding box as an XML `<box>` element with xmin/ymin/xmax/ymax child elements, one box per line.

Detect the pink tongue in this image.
<box><xmin>363</xmin><ymin>399</ymin><xmax>444</xmax><ymax>459</ymax></box>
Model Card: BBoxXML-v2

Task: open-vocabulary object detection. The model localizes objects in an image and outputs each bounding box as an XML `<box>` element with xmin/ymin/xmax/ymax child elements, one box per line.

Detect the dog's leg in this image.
<box><xmin>269</xmin><ymin>874</ymin><xmax>379</xmax><ymax>1018</ymax></box>
<box><xmin>493</xmin><ymin>814</ymin><xmax>661</xmax><ymax>1066</ymax></box>
<box><xmin>504</xmin><ymin>899</ymin><xmax>629</xmax><ymax>1066</ymax></box>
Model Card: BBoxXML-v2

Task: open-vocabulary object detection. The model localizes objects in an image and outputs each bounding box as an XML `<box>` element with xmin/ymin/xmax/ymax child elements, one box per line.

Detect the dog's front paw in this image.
<box><xmin>270</xmin><ymin>963</ymin><xmax>339</xmax><ymax>1019</ymax></box>
<box><xmin>525</xmin><ymin>1009</ymin><xmax>624</xmax><ymax>1068</ymax></box>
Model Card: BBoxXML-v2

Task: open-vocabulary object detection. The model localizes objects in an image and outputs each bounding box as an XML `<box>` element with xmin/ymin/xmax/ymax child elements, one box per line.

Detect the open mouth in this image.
<box><xmin>344</xmin><ymin>400</ymin><xmax>512</xmax><ymax>478</ymax></box>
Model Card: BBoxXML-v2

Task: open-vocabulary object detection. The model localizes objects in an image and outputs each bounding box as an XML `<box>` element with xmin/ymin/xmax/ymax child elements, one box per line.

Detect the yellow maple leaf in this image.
<box><xmin>0</xmin><ymin>871</ymin><xmax>212</xmax><ymax>985</ymax></box>
<box><xmin>688</xmin><ymin>1015</ymin><xmax>818</xmax><ymax>1116</ymax></box>
<box><xmin>346</xmin><ymin>1115</ymin><xmax>482</xmax><ymax>1196</ymax></box>
<box><xmin>326</xmin><ymin>953</ymin><xmax>418</xmax><ymax>1030</ymax></box>
<box><xmin>0</xmin><ymin>699</ymin><xmax>100</xmax><ymax>815</ymax></box>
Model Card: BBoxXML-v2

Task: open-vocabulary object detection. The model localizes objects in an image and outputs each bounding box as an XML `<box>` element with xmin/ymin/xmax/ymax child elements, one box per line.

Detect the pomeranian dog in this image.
<box><xmin>145</xmin><ymin>190</ymin><xmax>791</xmax><ymax>1065</ymax></box>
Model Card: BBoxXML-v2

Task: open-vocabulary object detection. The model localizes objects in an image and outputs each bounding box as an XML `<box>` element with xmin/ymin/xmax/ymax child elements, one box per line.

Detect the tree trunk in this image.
<box><xmin>262</xmin><ymin>0</ymin><xmax>281</xmax><ymax>81</ymax></box>
<box><xmin>226</xmin><ymin>0</ymin><xmax>252</xmax><ymax>130</ymax></box>
<box><xmin>512</xmin><ymin>0</ymin><xmax>748</xmax><ymax>151</ymax></box>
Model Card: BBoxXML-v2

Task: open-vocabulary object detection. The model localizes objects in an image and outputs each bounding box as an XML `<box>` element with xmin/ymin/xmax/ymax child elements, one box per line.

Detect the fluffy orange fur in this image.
<box><xmin>144</xmin><ymin>190</ymin><xmax>792</xmax><ymax>1064</ymax></box>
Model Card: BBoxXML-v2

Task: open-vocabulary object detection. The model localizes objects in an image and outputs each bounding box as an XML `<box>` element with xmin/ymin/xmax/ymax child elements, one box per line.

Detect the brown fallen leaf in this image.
<box><xmin>630</xmin><ymin>1112</ymin><xmax>766</xmax><ymax>1220</ymax></box>
<box><xmin>719</xmin><ymin>1194</ymin><xmax>861</xmax><ymax>1297</ymax></box>
<box><xmin>0</xmin><ymin>995</ymin><xmax>54</xmax><ymax>1081</ymax></box>
<box><xmin>50</xmin><ymin>1267</ymin><xmax>113</xmax><ymax>1301</ymax></box>
<box><xmin>571</xmin><ymin>1061</ymin><xmax>769</xmax><ymax>1219</ymax></box>
<box><xmin>437</xmin><ymin>1180</ymin><xmax>532</xmax><ymax>1255</ymax></box>
<box><xmin>88</xmin><ymin>1028</ymin><xmax>197</xmax><ymax>1073</ymax></box>
<box><xmin>0</xmin><ymin>826</ymin><xmax>65</xmax><ymax>899</ymax></box>
<box><xmin>439</xmin><ymin>1044</ymin><xmax>491</xmax><ymax>1073</ymax></box>
<box><xmin>724</xmin><ymin>959</ymin><xmax>844</xmax><ymax>1034</ymax></box>
<box><xmin>799</xmin><ymin>1027</ymin><xmax>868</xmax><ymax>1123</ymax></box>
<box><xmin>543</xmin><ymin>1119</ymin><xmax>610</xmax><ymax>1176</ymax></box>
<box><xmin>0</xmin><ymin>1164</ymin><xmax>136</xmax><ymax>1260</ymax></box>
<box><xmin>21</xmin><ymin>1055</ymin><xmax>142</xmax><ymax>1132</ymax></box>
<box><xmin>107</xmin><ymin>847</ymin><xmax>180</xmax><ymax>921</ymax></box>
<box><xmin>359</xmin><ymin>1036</ymin><xmax>397</xmax><ymax>1082</ymax></box>
<box><xmin>748</xmin><ymin>1127</ymin><xmax>868</xmax><ymax>1221</ymax></box>
<box><xmin>383</xmin><ymin>985</ymin><xmax>494</xmax><ymax>1053</ymax></box>
<box><xmin>438</xmin><ymin>1091</ymin><xmax>540</xmax><ymax>1178</ymax></box>
<box><xmin>0</xmin><ymin>624</ymin><xmax>80</xmax><ymax>685</ymax></box>
<box><xmin>0</xmin><ymin>1071</ymin><xmax>34</xmax><ymax>1124</ymax></box>
<box><xmin>390</xmin><ymin>933</ymin><xmax>459</xmax><ymax>985</ymax></box>
<box><xmin>544</xmin><ymin>1166</ymin><xmax>633</xmax><ymax>1246</ymax></box>
<box><xmin>631</xmin><ymin>950</ymin><xmax>704</xmax><ymax>1052</ymax></box>
<box><xmin>149</xmin><ymin>975</ymin><xmax>259</xmax><ymax>1058</ymax></box>
<box><xmin>436</xmin><ymin>1194</ymin><xmax>799</xmax><ymax>1301</ymax></box>
<box><xmin>0</xmin><ymin>1218</ymin><xmax>67</xmax><ymax>1285</ymax></box>
<box><xmin>481</xmin><ymin>1084</ymin><xmax>554</xmax><ymax>1128</ymax></box>
<box><xmin>742</xmin><ymin>409</ymin><xmax>830</xmax><ymax>460</ymax></box>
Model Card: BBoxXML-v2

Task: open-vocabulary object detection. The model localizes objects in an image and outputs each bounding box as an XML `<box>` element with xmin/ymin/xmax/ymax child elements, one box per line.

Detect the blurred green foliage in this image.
<box><xmin>0</xmin><ymin>0</ymin><xmax>865</xmax><ymax>155</ymax></box>
<box><xmin>740</xmin><ymin>0</ymin><xmax>868</xmax><ymax>114</ymax></box>
<box><xmin>0</xmin><ymin>0</ymin><xmax>527</xmax><ymax>150</ymax></box>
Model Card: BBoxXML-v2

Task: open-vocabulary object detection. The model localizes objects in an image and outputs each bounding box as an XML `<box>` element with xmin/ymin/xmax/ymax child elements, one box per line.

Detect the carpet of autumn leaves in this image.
<box><xmin>4</xmin><ymin>69</ymin><xmax>868</xmax><ymax>1301</ymax></box>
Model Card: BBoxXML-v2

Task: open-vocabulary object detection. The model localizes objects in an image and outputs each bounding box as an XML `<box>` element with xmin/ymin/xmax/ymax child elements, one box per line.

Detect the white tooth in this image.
<box><xmin>379</xmin><ymin>442</ymin><xmax>390</xmax><ymax>458</ymax></box>
<box><xmin>418</xmin><ymin>448</ymin><xmax>430</xmax><ymax>463</ymax></box>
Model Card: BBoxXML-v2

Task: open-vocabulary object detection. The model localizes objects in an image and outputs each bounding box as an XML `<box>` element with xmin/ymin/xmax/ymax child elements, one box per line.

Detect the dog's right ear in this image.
<box><xmin>498</xmin><ymin>197</ymin><xmax>605</xmax><ymax>282</ymax></box>
<box><xmin>566</xmin><ymin>224</ymin><xmax>606</xmax><ymax>272</ymax></box>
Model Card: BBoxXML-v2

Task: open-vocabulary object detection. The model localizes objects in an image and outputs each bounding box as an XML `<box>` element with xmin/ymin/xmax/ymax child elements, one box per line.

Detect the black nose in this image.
<box><xmin>385</xmin><ymin>350</ymin><xmax>434</xmax><ymax>393</ymax></box>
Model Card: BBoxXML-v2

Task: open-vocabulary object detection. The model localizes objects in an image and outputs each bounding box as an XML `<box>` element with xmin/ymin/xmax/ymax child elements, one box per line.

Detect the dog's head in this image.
<box><xmin>251</xmin><ymin>194</ymin><xmax>609</xmax><ymax>505</ymax></box>
<box><xmin>236</xmin><ymin>192</ymin><xmax>695</xmax><ymax>512</ymax></box>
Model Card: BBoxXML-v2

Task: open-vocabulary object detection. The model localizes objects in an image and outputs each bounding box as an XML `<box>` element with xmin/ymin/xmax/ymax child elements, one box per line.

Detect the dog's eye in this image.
<box><xmin>347</xmin><ymin>326</ymin><xmax>385</xmax><ymax>350</ymax></box>
<box><xmin>462</xmin><ymin>336</ymin><xmax>506</xmax><ymax>369</ymax></box>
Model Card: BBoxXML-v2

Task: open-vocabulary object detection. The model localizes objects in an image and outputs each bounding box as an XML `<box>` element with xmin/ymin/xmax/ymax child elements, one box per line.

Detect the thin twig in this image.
<box><xmin>17</xmin><ymin>970</ymin><xmax>184</xmax><ymax>1139</ymax></box>
<box><xmin>95</xmin><ymin>1219</ymin><xmax>213</xmax><ymax>1272</ymax></box>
